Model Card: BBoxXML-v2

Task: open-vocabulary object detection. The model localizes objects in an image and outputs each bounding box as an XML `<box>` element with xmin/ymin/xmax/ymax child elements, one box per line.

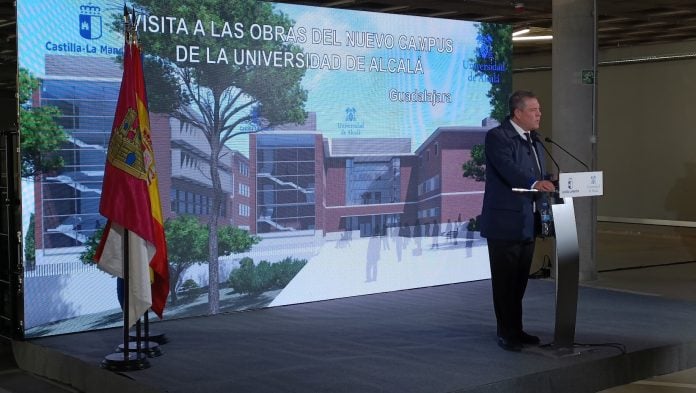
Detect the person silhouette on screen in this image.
<box><xmin>366</xmin><ymin>225</ymin><xmax>381</xmax><ymax>282</ymax></box>
<box><xmin>413</xmin><ymin>219</ymin><xmax>422</xmax><ymax>256</ymax></box>
<box><xmin>445</xmin><ymin>218</ymin><xmax>453</xmax><ymax>246</ymax></box>
<box><xmin>430</xmin><ymin>219</ymin><xmax>439</xmax><ymax>249</ymax></box>
<box><xmin>400</xmin><ymin>221</ymin><xmax>411</xmax><ymax>254</ymax></box>
<box><xmin>392</xmin><ymin>224</ymin><xmax>403</xmax><ymax>262</ymax></box>
<box><xmin>382</xmin><ymin>223</ymin><xmax>390</xmax><ymax>251</ymax></box>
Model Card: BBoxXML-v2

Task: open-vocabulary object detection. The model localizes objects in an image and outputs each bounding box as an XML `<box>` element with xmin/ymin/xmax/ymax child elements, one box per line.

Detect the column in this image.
<box><xmin>552</xmin><ymin>0</ymin><xmax>597</xmax><ymax>281</ymax></box>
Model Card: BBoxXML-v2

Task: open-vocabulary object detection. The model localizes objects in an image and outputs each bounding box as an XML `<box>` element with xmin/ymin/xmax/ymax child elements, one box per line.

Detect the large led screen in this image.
<box><xmin>18</xmin><ymin>0</ymin><xmax>511</xmax><ymax>337</ymax></box>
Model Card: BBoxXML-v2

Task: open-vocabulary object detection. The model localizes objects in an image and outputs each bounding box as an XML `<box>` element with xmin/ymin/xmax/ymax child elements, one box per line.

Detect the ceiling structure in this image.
<box><xmin>2</xmin><ymin>0</ymin><xmax>696</xmax><ymax>97</ymax></box>
<box><xmin>272</xmin><ymin>0</ymin><xmax>696</xmax><ymax>55</ymax></box>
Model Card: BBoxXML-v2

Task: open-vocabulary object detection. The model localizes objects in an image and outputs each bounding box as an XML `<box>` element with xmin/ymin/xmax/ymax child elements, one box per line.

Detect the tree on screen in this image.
<box><xmin>462</xmin><ymin>144</ymin><xmax>485</xmax><ymax>182</ymax></box>
<box><xmin>80</xmin><ymin>215</ymin><xmax>260</xmax><ymax>305</ymax></box>
<box><xmin>128</xmin><ymin>0</ymin><xmax>308</xmax><ymax>314</ymax></box>
<box><xmin>164</xmin><ymin>215</ymin><xmax>260</xmax><ymax>305</ymax></box>
<box><xmin>463</xmin><ymin>24</ymin><xmax>510</xmax><ymax>182</ymax></box>
<box><xmin>472</xmin><ymin>23</ymin><xmax>512</xmax><ymax>122</ymax></box>
<box><xmin>24</xmin><ymin>213</ymin><xmax>36</xmax><ymax>270</ymax></box>
<box><xmin>18</xmin><ymin>68</ymin><xmax>68</xmax><ymax>178</ymax></box>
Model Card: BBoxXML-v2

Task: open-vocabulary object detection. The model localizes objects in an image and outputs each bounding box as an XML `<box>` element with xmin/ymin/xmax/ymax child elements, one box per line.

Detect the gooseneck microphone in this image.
<box><xmin>530</xmin><ymin>131</ymin><xmax>560</xmax><ymax>178</ymax></box>
<box><xmin>543</xmin><ymin>136</ymin><xmax>590</xmax><ymax>170</ymax></box>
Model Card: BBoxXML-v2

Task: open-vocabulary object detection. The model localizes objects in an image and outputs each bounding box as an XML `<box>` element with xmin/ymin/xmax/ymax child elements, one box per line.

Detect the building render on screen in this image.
<box><xmin>25</xmin><ymin>54</ymin><xmax>491</xmax><ymax>329</ymax></box>
<box><xmin>250</xmin><ymin>124</ymin><xmax>490</xmax><ymax>240</ymax></box>
<box><xmin>33</xmin><ymin>54</ymin><xmax>491</xmax><ymax>257</ymax></box>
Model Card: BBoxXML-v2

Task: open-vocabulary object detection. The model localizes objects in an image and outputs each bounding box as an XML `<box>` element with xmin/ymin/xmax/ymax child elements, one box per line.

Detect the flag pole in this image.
<box><xmin>145</xmin><ymin>309</ymin><xmax>168</xmax><ymax>345</ymax></box>
<box><xmin>101</xmin><ymin>229</ymin><xmax>150</xmax><ymax>371</ymax></box>
<box><xmin>100</xmin><ymin>8</ymin><xmax>152</xmax><ymax>371</ymax></box>
<box><xmin>132</xmin><ymin>4</ymin><xmax>165</xmax><ymax>354</ymax></box>
<box><xmin>126</xmin><ymin>310</ymin><xmax>163</xmax><ymax>357</ymax></box>
<box><xmin>136</xmin><ymin>310</ymin><xmax>163</xmax><ymax>357</ymax></box>
<box><xmin>135</xmin><ymin>309</ymin><xmax>168</xmax><ymax>344</ymax></box>
<box><xmin>126</xmin><ymin>308</ymin><xmax>165</xmax><ymax>355</ymax></box>
<box><xmin>123</xmin><ymin>229</ymin><xmax>130</xmax><ymax>361</ymax></box>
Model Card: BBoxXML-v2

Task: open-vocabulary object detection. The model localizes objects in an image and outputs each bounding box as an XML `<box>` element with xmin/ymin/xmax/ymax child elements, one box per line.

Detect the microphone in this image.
<box><xmin>530</xmin><ymin>131</ymin><xmax>560</xmax><ymax>179</ymax></box>
<box><xmin>543</xmin><ymin>136</ymin><xmax>590</xmax><ymax>170</ymax></box>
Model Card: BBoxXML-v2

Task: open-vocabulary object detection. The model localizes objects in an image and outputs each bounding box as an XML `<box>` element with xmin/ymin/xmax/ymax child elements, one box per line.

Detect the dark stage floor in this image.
<box><xmin>12</xmin><ymin>279</ymin><xmax>696</xmax><ymax>393</ymax></box>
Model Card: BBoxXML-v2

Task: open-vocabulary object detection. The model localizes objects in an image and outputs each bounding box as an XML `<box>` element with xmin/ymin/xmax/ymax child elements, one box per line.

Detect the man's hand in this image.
<box><xmin>533</xmin><ymin>180</ymin><xmax>556</xmax><ymax>192</ymax></box>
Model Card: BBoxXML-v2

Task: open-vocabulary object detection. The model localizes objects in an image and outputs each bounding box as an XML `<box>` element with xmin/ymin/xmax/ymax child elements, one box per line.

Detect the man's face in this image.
<box><xmin>513</xmin><ymin>97</ymin><xmax>541</xmax><ymax>131</ymax></box>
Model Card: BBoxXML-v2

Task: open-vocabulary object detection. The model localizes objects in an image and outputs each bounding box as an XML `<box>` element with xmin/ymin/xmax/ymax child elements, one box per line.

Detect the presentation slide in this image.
<box><xmin>17</xmin><ymin>0</ymin><xmax>511</xmax><ymax>337</ymax></box>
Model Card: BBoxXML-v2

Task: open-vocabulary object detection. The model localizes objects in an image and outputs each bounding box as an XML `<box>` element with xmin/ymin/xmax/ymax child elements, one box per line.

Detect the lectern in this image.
<box><xmin>515</xmin><ymin>171</ymin><xmax>603</xmax><ymax>356</ymax></box>
<box><xmin>549</xmin><ymin>171</ymin><xmax>603</xmax><ymax>355</ymax></box>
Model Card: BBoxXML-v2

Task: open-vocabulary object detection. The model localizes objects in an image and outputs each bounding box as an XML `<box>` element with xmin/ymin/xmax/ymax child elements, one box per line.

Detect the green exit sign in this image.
<box><xmin>581</xmin><ymin>70</ymin><xmax>595</xmax><ymax>85</ymax></box>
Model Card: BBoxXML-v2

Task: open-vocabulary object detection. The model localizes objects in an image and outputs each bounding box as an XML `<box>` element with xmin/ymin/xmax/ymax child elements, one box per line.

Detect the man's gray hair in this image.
<box><xmin>508</xmin><ymin>90</ymin><xmax>537</xmax><ymax>117</ymax></box>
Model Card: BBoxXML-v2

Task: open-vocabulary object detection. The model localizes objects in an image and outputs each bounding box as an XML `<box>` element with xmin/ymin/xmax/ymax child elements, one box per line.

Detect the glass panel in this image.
<box><xmin>345</xmin><ymin>159</ymin><xmax>401</xmax><ymax>205</ymax></box>
<box><xmin>256</xmin><ymin>136</ymin><xmax>316</xmax><ymax>233</ymax></box>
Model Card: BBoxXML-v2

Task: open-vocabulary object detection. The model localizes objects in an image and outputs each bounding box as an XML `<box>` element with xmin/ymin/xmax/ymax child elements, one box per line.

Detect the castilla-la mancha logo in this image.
<box><xmin>79</xmin><ymin>4</ymin><xmax>102</xmax><ymax>40</ymax></box>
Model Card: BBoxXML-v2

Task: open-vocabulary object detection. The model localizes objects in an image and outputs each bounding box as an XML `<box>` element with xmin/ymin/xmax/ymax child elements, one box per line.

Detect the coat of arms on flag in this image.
<box><xmin>107</xmin><ymin>108</ymin><xmax>147</xmax><ymax>179</ymax></box>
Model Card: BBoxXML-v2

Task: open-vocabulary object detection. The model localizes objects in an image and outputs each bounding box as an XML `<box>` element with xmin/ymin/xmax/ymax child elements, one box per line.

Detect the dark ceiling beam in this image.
<box><xmin>302</xmin><ymin>0</ymin><xmax>552</xmax><ymax>19</ymax></box>
<box><xmin>597</xmin><ymin>0</ymin><xmax>696</xmax><ymax>25</ymax></box>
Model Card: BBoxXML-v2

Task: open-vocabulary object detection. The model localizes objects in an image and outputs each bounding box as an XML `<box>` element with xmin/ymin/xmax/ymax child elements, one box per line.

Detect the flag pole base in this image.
<box><xmin>131</xmin><ymin>330</ymin><xmax>168</xmax><ymax>344</ymax></box>
<box><xmin>101</xmin><ymin>351</ymin><xmax>150</xmax><ymax>371</ymax></box>
<box><xmin>117</xmin><ymin>341</ymin><xmax>163</xmax><ymax>358</ymax></box>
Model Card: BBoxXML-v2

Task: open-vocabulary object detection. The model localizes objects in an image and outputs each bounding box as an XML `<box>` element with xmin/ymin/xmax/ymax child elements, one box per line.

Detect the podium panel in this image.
<box><xmin>551</xmin><ymin>197</ymin><xmax>579</xmax><ymax>349</ymax></box>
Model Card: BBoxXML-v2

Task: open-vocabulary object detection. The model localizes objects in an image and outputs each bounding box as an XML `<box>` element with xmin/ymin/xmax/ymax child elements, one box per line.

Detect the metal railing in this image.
<box><xmin>24</xmin><ymin>261</ymin><xmax>99</xmax><ymax>278</ymax></box>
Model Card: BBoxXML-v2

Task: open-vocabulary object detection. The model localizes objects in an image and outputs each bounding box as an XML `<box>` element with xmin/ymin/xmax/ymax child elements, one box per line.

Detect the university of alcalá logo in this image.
<box><xmin>344</xmin><ymin>107</ymin><xmax>357</xmax><ymax>122</ymax></box>
<box><xmin>337</xmin><ymin>106</ymin><xmax>364</xmax><ymax>135</ymax></box>
<box><xmin>476</xmin><ymin>33</ymin><xmax>494</xmax><ymax>61</ymax></box>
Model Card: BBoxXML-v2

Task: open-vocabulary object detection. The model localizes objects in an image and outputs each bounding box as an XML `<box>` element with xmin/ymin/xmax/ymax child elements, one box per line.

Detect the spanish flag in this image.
<box><xmin>95</xmin><ymin>27</ymin><xmax>169</xmax><ymax>326</ymax></box>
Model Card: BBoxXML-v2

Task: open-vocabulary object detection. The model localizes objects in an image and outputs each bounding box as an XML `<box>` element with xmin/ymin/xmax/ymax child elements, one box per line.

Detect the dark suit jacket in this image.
<box><xmin>480</xmin><ymin>118</ymin><xmax>548</xmax><ymax>241</ymax></box>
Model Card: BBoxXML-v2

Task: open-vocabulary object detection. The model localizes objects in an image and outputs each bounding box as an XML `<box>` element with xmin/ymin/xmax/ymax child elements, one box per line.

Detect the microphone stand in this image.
<box><xmin>531</xmin><ymin>132</ymin><xmax>561</xmax><ymax>202</ymax></box>
<box><xmin>544</xmin><ymin>136</ymin><xmax>589</xmax><ymax>170</ymax></box>
<box><xmin>531</xmin><ymin>132</ymin><xmax>560</xmax><ymax>177</ymax></box>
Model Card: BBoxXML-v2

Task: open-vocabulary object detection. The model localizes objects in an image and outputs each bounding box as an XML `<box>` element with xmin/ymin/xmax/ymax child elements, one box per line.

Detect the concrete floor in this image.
<box><xmin>2</xmin><ymin>221</ymin><xmax>696</xmax><ymax>393</ymax></box>
<box><xmin>592</xmin><ymin>222</ymin><xmax>696</xmax><ymax>393</ymax></box>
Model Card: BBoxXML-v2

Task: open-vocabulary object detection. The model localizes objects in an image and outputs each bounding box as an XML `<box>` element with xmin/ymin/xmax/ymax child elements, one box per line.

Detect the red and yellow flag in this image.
<box><xmin>95</xmin><ymin>34</ymin><xmax>169</xmax><ymax>324</ymax></box>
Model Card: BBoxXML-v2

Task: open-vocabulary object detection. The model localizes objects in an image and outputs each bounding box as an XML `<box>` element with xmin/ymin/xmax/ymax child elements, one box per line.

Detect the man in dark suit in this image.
<box><xmin>480</xmin><ymin>90</ymin><xmax>556</xmax><ymax>351</ymax></box>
